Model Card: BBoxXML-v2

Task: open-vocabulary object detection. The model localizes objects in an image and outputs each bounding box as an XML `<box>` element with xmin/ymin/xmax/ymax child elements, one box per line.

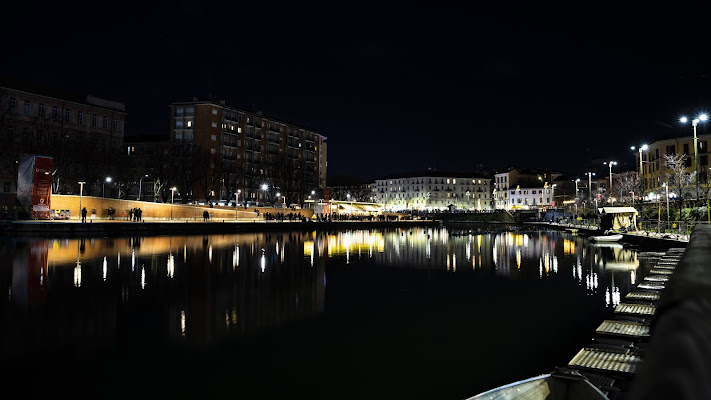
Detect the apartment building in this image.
<box><xmin>373</xmin><ymin>171</ymin><xmax>492</xmax><ymax>211</ymax></box>
<box><xmin>635</xmin><ymin>134</ymin><xmax>711</xmax><ymax>199</ymax></box>
<box><xmin>0</xmin><ymin>79</ymin><xmax>126</xmax><ymax>201</ymax></box>
<box><xmin>169</xmin><ymin>99</ymin><xmax>326</xmax><ymax>205</ymax></box>
<box><xmin>494</xmin><ymin>168</ymin><xmax>560</xmax><ymax>210</ymax></box>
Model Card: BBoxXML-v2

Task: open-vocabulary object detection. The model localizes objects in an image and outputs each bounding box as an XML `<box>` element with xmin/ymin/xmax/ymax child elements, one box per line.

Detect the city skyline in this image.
<box><xmin>2</xmin><ymin>4</ymin><xmax>711</xmax><ymax>181</ymax></box>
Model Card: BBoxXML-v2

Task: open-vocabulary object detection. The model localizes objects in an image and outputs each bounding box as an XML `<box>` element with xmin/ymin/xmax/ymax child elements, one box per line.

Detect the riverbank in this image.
<box><xmin>0</xmin><ymin>218</ymin><xmax>442</xmax><ymax>238</ymax></box>
<box><xmin>525</xmin><ymin>221</ymin><xmax>688</xmax><ymax>250</ymax></box>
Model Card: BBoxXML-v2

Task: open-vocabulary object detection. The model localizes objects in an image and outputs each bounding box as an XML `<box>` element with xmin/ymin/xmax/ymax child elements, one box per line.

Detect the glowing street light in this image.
<box><xmin>663</xmin><ymin>182</ymin><xmax>670</xmax><ymax>226</ymax></box>
<box><xmin>103</xmin><ymin>176</ymin><xmax>112</xmax><ymax>198</ymax></box>
<box><xmin>631</xmin><ymin>144</ymin><xmax>648</xmax><ymax>192</ymax></box>
<box><xmin>584</xmin><ymin>172</ymin><xmax>595</xmax><ymax>209</ymax></box>
<box><xmin>235</xmin><ymin>189</ymin><xmax>241</xmax><ymax>219</ymax></box>
<box><xmin>261</xmin><ymin>184</ymin><xmax>268</xmax><ymax>206</ymax></box>
<box><xmin>78</xmin><ymin>181</ymin><xmax>86</xmax><ymax>220</ymax></box>
<box><xmin>603</xmin><ymin>161</ymin><xmax>617</xmax><ymax>200</ymax></box>
<box><xmin>680</xmin><ymin>113</ymin><xmax>708</xmax><ymax>200</ymax></box>
<box><xmin>138</xmin><ymin>174</ymin><xmax>149</xmax><ymax>201</ymax></box>
<box><xmin>170</xmin><ymin>187</ymin><xmax>177</xmax><ymax>220</ymax></box>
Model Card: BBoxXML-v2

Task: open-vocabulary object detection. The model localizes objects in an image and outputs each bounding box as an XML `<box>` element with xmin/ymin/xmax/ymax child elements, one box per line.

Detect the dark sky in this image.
<box><xmin>3</xmin><ymin>3</ymin><xmax>711</xmax><ymax>181</ymax></box>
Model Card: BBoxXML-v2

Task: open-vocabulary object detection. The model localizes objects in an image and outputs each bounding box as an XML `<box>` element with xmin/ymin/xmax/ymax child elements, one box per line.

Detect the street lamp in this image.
<box><xmin>235</xmin><ymin>189</ymin><xmax>241</xmax><ymax>219</ymax></box>
<box><xmin>584</xmin><ymin>172</ymin><xmax>595</xmax><ymax>208</ymax></box>
<box><xmin>78</xmin><ymin>181</ymin><xmax>86</xmax><ymax>220</ymax></box>
<box><xmin>663</xmin><ymin>182</ymin><xmax>670</xmax><ymax>226</ymax></box>
<box><xmin>603</xmin><ymin>161</ymin><xmax>617</xmax><ymax>200</ymax></box>
<box><xmin>631</xmin><ymin>145</ymin><xmax>648</xmax><ymax>192</ymax></box>
<box><xmin>680</xmin><ymin>114</ymin><xmax>708</xmax><ymax>201</ymax></box>
<box><xmin>103</xmin><ymin>177</ymin><xmax>112</xmax><ymax>198</ymax></box>
<box><xmin>261</xmin><ymin>184</ymin><xmax>268</xmax><ymax>206</ymax></box>
<box><xmin>138</xmin><ymin>174</ymin><xmax>149</xmax><ymax>201</ymax></box>
<box><xmin>170</xmin><ymin>187</ymin><xmax>177</xmax><ymax>220</ymax></box>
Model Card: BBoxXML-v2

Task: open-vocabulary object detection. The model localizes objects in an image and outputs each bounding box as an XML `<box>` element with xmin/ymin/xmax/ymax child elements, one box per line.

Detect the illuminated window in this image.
<box><xmin>478</xmin><ymin>180</ymin><xmax>482</xmax><ymax>184</ymax></box>
<box><xmin>187</xmin><ymin>121</ymin><xmax>192</xmax><ymax>128</ymax></box>
<box><xmin>453</xmin><ymin>179</ymin><xmax>456</xmax><ymax>184</ymax></box>
<box><xmin>238</xmin><ymin>127</ymin><xmax>242</xmax><ymax>133</ymax></box>
<box><xmin>447</xmin><ymin>179</ymin><xmax>450</xmax><ymax>184</ymax></box>
<box><xmin>210</xmin><ymin>148</ymin><xmax>216</xmax><ymax>154</ymax></box>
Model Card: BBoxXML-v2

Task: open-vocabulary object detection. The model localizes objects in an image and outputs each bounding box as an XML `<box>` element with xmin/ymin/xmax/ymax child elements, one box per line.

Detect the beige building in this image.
<box><xmin>635</xmin><ymin>134</ymin><xmax>711</xmax><ymax>199</ymax></box>
<box><xmin>494</xmin><ymin>168</ymin><xmax>560</xmax><ymax>210</ymax></box>
<box><xmin>169</xmin><ymin>99</ymin><xmax>326</xmax><ymax>205</ymax></box>
<box><xmin>374</xmin><ymin>171</ymin><xmax>492</xmax><ymax>211</ymax></box>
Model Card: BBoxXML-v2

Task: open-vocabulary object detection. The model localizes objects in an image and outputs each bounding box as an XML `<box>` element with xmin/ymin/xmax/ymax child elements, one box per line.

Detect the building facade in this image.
<box><xmin>373</xmin><ymin>171</ymin><xmax>492</xmax><ymax>211</ymax></box>
<box><xmin>494</xmin><ymin>168</ymin><xmax>559</xmax><ymax>210</ymax></box>
<box><xmin>0</xmin><ymin>79</ymin><xmax>126</xmax><ymax>201</ymax></box>
<box><xmin>635</xmin><ymin>134</ymin><xmax>711</xmax><ymax>199</ymax></box>
<box><xmin>169</xmin><ymin>99</ymin><xmax>326</xmax><ymax>205</ymax></box>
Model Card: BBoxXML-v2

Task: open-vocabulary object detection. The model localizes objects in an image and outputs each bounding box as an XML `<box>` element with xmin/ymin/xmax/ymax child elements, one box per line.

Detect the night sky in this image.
<box><xmin>3</xmin><ymin>3</ymin><xmax>711</xmax><ymax>182</ymax></box>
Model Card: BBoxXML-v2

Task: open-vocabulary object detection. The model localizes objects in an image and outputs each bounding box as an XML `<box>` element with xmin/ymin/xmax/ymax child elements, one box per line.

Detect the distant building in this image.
<box><xmin>373</xmin><ymin>170</ymin><xmax>492</xmax><ymax>211</ymax></box>
<box><xmin>168</xmin><ymin>99</ymin><xmax>327</xmax><ymax>205</ymax></box>
<box><xmin>635</xmin><ymin>134</ymin><xmax>711</xmax><ymax>199</ymax></box>
<box><xmin>493</xmin><ymin>168</ymin><xmax>560</xmax><ymax>210</ymax></box>
<box><xmin>0</xmin><ymin>78</ymin><xmax>126</xmax><ymax>201</ymax></box>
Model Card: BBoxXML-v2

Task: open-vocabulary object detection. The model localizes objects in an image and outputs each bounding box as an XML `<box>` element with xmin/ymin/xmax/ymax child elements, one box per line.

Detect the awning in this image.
<box><xmin>598</xmin><ymin>207</ymin><xmax>638</xmax><ymax>215</ymax></box>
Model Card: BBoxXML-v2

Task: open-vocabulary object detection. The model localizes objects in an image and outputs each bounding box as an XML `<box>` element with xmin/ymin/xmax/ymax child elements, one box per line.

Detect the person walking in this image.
<box><xmin>81</xmin><ymin>207</ymin><xmax>87</xmax><ymax>223</ymax></box>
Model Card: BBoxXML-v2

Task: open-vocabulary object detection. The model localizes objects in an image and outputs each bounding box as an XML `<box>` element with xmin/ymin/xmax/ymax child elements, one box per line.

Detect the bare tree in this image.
<box><xmin>663</xmin><ymin>153</ymin><xmax>695</xmax><ymax>216</ymax></box>
<box><xmin>612</xmin><ymin>171</ymin><xmax>639</xmax><ymax>205</ymax></box>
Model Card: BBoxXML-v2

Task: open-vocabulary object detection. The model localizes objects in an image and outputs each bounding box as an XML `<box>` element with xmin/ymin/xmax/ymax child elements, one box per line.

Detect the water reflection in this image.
<box><xmin>0</xmin><ymin>227</ymin><xmax>656</xmax><ymax>359</ymax></box>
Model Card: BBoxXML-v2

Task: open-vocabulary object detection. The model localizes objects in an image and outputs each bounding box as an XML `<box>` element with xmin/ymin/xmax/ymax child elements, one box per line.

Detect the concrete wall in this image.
<box><xmin>50</xmin><ymin>194</ymin><xmax>313</xmax><ymax>220</ymax></box>
<box><xmin>628</xmin><ymin>224</ymin><xmax>711</xmax><ymax>400</ymax></box>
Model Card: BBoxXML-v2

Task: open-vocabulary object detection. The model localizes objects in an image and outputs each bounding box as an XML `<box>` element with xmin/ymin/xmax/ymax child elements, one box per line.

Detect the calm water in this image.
<box><xmin>0</xmin><ymin>226</ymin><xmax>662</xmax><ymax>399</ymax></box>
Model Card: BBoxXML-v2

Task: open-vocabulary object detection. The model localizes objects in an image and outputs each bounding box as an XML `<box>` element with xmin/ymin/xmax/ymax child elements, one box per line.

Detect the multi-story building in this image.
<box><xmin>507</xmin><ymin>184</ymin><xmax>555</xmax><ymax>210</ymax></box>
<box><xmin>0</xmin><ymin>78</ymin><xmax>126</xmax><ymax>201</ymax></box>
<box><xmin>373</xmin><ymin>171</ymin><xmax>492</xmax><ymax>211</ymax></box>
<box><xmin>635</xmin><ymin>134</ymin><xmax>711</xmax><ymax>199</ymax></box>
<box><xmin>494</xmin><ymin>168</ymin><xmax>560</xmax><ymax>210</ymax></box>
<box><xmin>169</xmin><ymin>99</ymin><xmax>327</xmax><ymax>205</ymax></box>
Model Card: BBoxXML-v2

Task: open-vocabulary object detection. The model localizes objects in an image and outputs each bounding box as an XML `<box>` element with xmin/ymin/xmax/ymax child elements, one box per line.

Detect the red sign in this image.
<box><xmin>31</xmin><ymin>157</ymin><xmax>53</xmax><ymax>219</ymax></box>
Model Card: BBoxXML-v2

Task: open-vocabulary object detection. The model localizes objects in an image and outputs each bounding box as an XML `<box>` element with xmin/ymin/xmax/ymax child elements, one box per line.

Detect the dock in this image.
<box><xmin>564</xmin><ymin>248</ymin><xmax>684</xmax><ymax>399</ymax></box>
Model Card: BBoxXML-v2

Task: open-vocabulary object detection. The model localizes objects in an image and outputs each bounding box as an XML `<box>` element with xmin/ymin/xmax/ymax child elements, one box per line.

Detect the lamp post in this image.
<box><xmin>680</xmin><ymin>114</ymin><xmax>708</xmax><ymax>201</ymax></box>
<box><xmin>664</xmin><ymin>182</ymin><xmax>670</xmax><ymax>227</ymax></box>
<box><xmin>584</xmin><ymin>172</ymin><xmax>595</xmax><ymax>210</ymax></box>
<box><xmin>603</xmin><ymin>161</ymin><xmax>617</xmax><ymax>202</ymax></box>
<box><xmin>235</xmin><ymin>189</ymin><xmax>241</xmax><ymax>219</ymax></box>
<box><xmin>631</xmin><ymin>145</ymin><xmax>648</xmax><ymax>193</ymax></box>
<box><xmin>138</xmin><ymin>174</ymin><xmax>148</xmax><ymax>201</ymax></box>
<box><xmin>78</xmin><ymin>181</ymin><xmax>85</xmax><ymax>219</ymax></box>
<box><xmin>103</xmin><ymin>177</ymin><xmax>112</xmax><ymax>198</ymax></box>
<box><xmin>261</xmin><ymin>184</ymin><xmax>268</xmax><ymax>207</ymax></box>
<box><xmin>170</xmin><ymin>187</ymin><xmax>177</xmax><ymax>220</ymax></box>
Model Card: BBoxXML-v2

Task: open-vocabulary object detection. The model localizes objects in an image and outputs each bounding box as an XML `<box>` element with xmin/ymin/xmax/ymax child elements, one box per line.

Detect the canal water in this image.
<box><xmin>0</xmin><ymin>225</ymin><xmax>662</xmax><ymax>399</ymax></box>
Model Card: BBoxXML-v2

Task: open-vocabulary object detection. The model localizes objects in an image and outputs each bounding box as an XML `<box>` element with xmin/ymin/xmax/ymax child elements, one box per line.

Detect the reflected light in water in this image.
<box><xmin>167</xmin><ymin>253</ymin><xmax>175</xmax><ymax>278</ymax></box>
<box><xmin>103</xmin><ymin>256</ymin><xmax>107</xmax><ymax>281</ymax></box>
<box><xmin>181</xmin><ymin>310</ymin><xmax>186</xmax><ymax>336</ymax></box>
<box><xmin>141</xmin><ymin>266</ymin><xmax>146</xmax><ymax>289</ymax></box>
<box><xmin>74</xmin><ymin>262</ymin><xmax>81</xmax><ymax>287</ymax></box>
<box><xmin>209</xmin><ymin>245</ymin><xmax>213</xmax><ymax>263</ymax></box>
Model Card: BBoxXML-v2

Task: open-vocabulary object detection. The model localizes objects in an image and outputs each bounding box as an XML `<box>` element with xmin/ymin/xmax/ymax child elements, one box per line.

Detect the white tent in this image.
<box><xmin>598</xmin><ymin>207</ymin><xmax>638</xmax><ymax>230</ymax></box>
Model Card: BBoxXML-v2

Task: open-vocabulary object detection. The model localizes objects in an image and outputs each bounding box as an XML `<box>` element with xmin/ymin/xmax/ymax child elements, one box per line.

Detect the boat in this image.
<box><xmin>588</xmin><ymin>234</ymin><xmax>623</xmax><ymax>242</ymax></box>
<box><xmin>465</xmin><ymin>368</ymin><xmax>609</xmax><ymax>400</ymax></box>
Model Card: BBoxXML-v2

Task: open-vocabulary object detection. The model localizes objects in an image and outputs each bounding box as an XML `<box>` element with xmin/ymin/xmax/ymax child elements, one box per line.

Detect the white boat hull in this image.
<box><xmin>589</xmin><ymin>234</ymin><xmax>623</xmax><ymax>242</ymax></box>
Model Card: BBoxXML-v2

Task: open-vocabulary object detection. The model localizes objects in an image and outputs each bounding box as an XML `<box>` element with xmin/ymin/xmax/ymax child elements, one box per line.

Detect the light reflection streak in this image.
<box><xmin>103</xmin><ymin>256</ymin><xmax>107</xmax><ymax>281</ymax></box>
<box><xmin>141</xmin><ymin>266</ymin><xmax>146</xmax><ymax>289</ymax></box>
<box><xmin>168</xmin><ymin>253</ymin><xmax>175</xmax><ymax>278</ymax></box>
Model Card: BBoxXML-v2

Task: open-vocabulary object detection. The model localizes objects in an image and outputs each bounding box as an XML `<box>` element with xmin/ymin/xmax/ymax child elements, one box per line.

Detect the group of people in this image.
<box><xmin>262</xmin><ymin>211</ymin><xmax>304</xmax><ymax>222</ymax></box>
<box><xmin>203</xmin><ymin>210</ymin><xmax>210</xmax><ymax>221</ymax></box>
<box><xmin>129</xmin><ymin>208</ymin><xmax>143</xmax><ymax>222</ymax></box>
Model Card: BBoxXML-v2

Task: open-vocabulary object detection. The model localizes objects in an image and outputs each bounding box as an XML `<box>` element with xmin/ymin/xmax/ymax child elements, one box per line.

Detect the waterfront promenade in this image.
<box><xmin>0</xmin><ymin>217</ymin><xmax>442</xmax><ymax>237</ymax></box>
